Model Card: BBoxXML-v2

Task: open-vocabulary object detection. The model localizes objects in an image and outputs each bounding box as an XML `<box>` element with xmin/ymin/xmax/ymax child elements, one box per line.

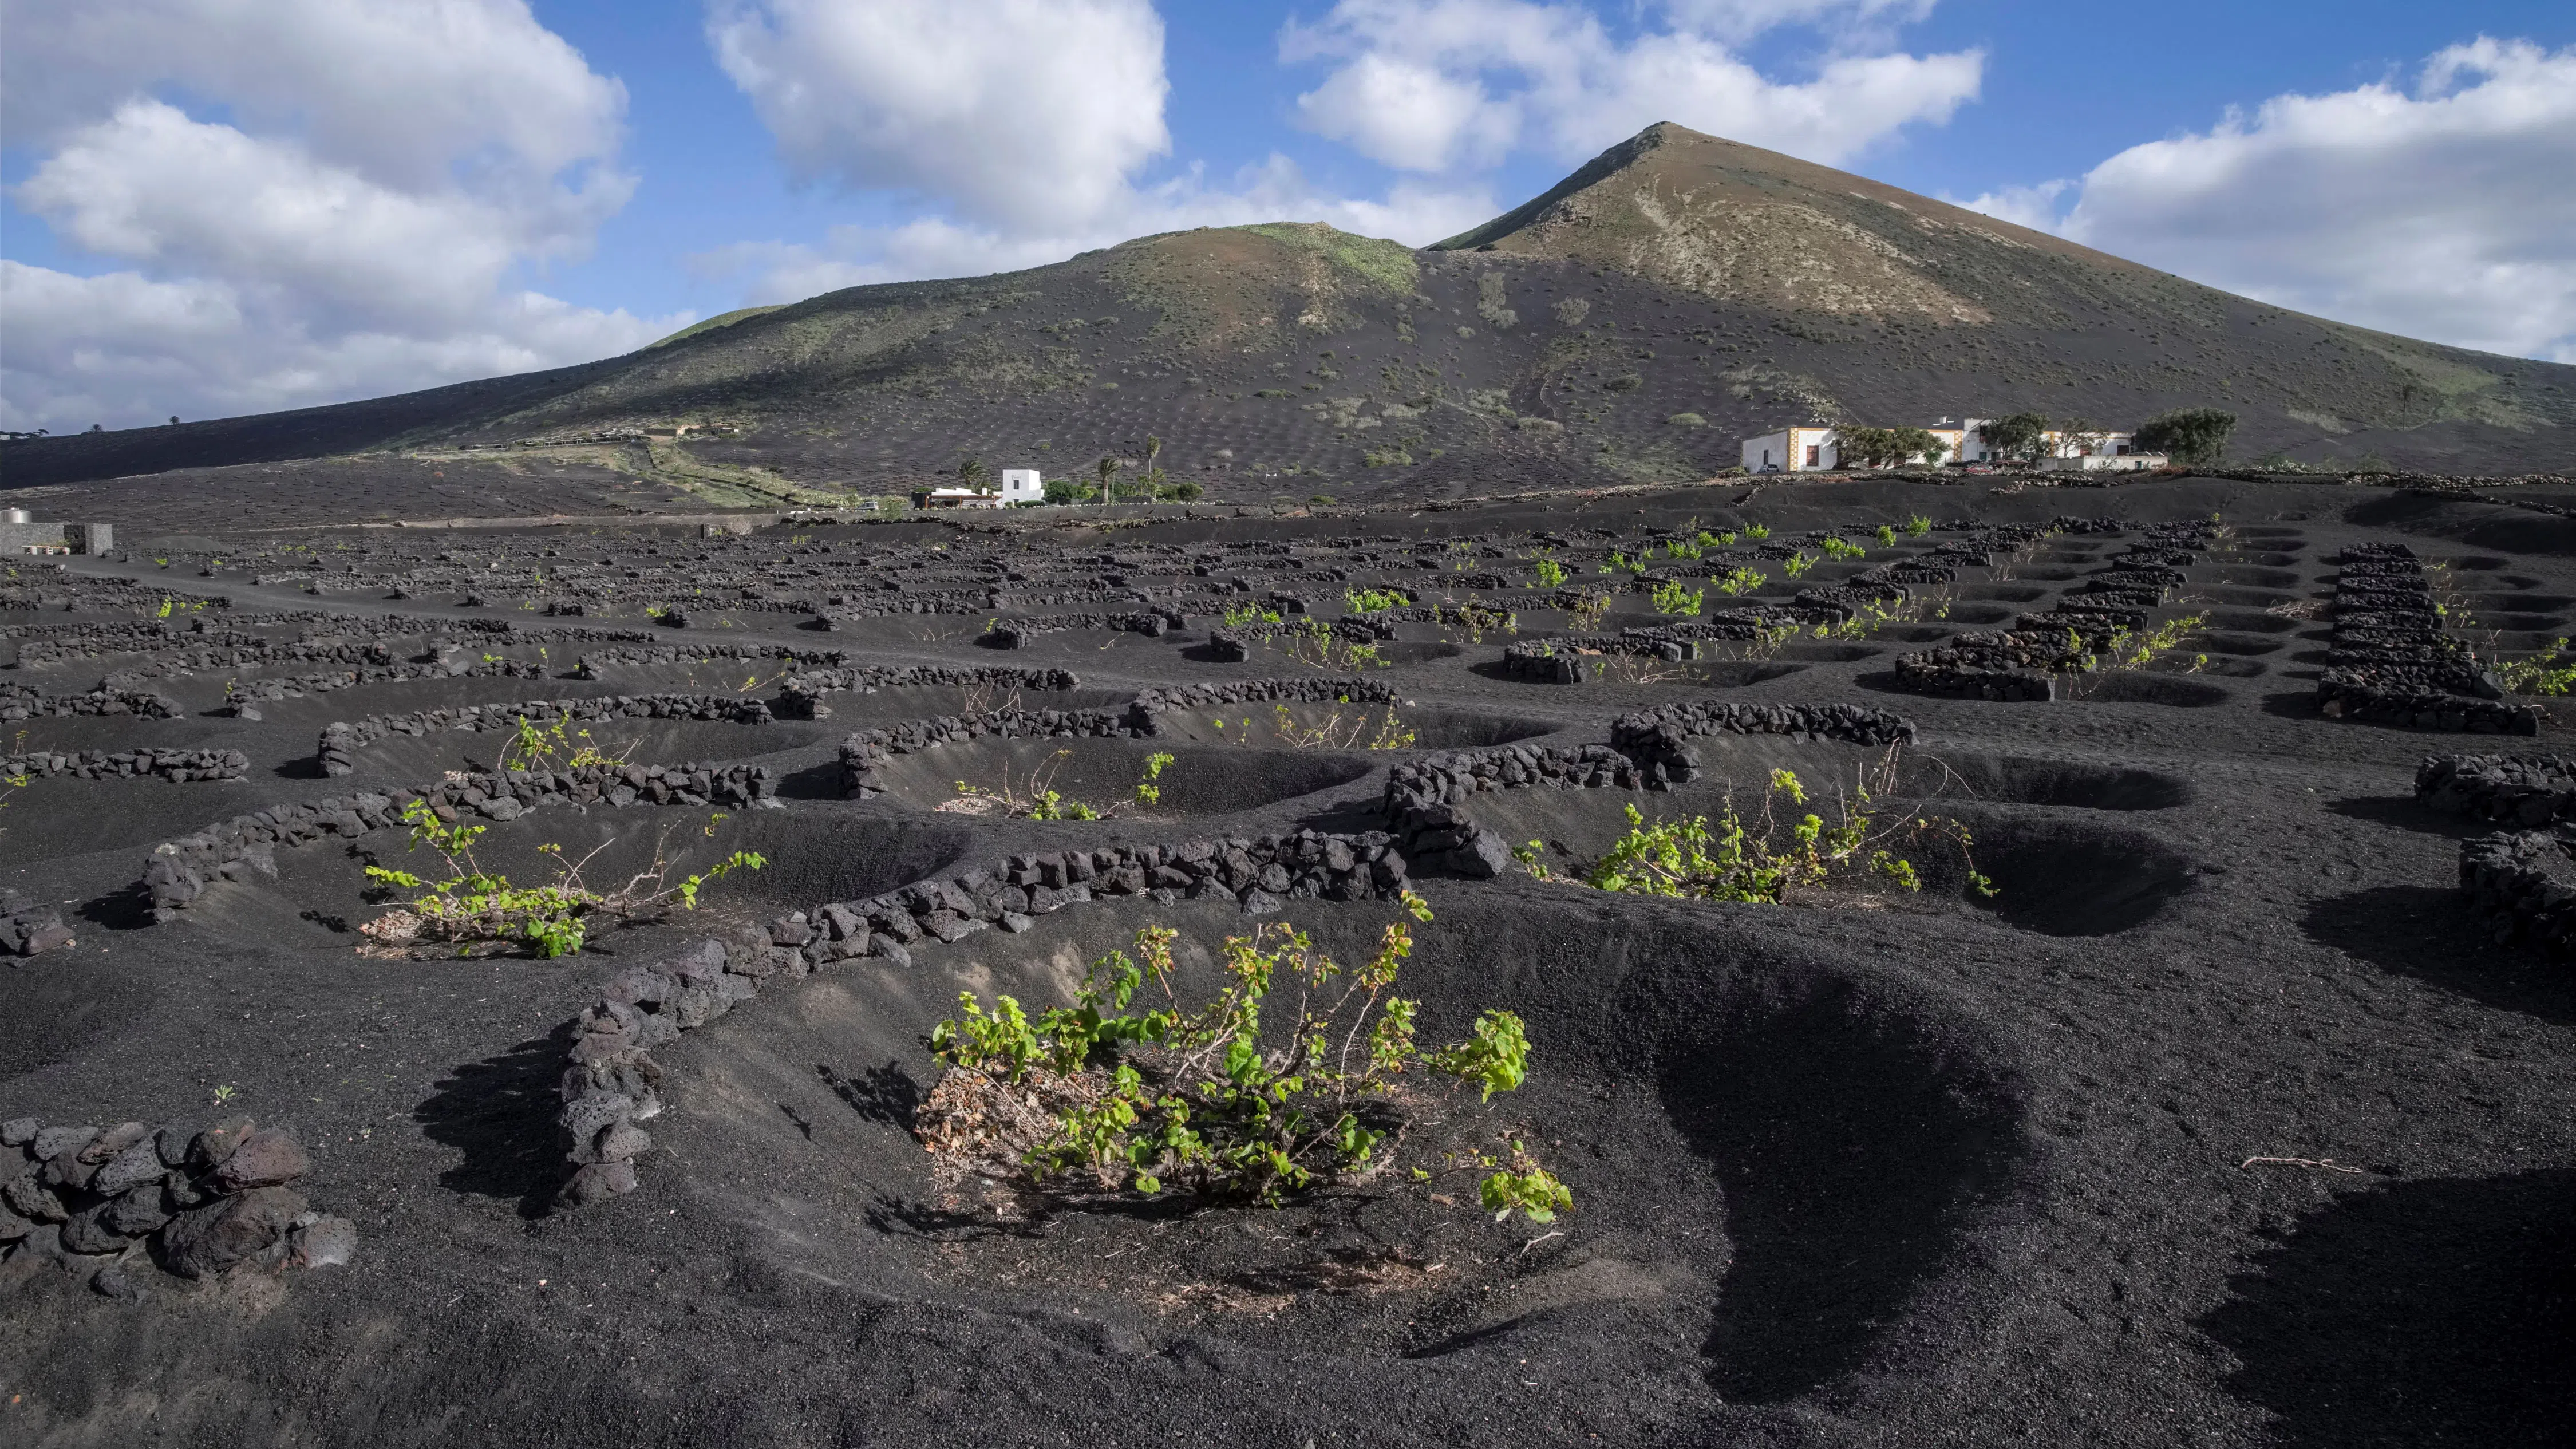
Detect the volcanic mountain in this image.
<box><xmin>7</xmin><ymin>123</ymin><xmax>2569</xmax><ymax>519</ymax></box>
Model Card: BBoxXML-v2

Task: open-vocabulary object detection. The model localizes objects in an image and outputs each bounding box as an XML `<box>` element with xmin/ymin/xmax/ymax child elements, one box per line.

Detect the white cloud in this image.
<box><xmin>707</xmin><ymin>0</ymin><xmax>1172</xmax><ymax>234</ymax></box>
<box><xmin>698</xmin><ymin>0</ymin><xmax>1981</xmax><ymax>310</ymax></box>
<box><xmin>0</xmin><ymin>0</ymin><xmax>673</xmax><ymax>433</ymax></box>
<box><xmin>1951</xmin><ymin>178</ymin><xmax>2071</xmax><ymax>232</ymax></box>
<box><xmin>696</xmin><ymin>0</ymin><xmax>1496</xmax><ymax>306</ymax></box>
<box><xmin>0</xmin><ymin>261</ymin><xmax>669</xmax><ymax>435</ymax></box>
<box><xmin>1658</xmin><ymin>0</ymin><xmax>1935</xmax><ymax>45</ymax></box>
<box><xmin>2</xmin><ymin>0</ymin><xmax>626</xmax><ymax>188</ymax></box>
<box><xmin>696</xmin><ymin>158</ymin><xmax>1496</xmax><ymax>304</ymax></box>
<box><xmin>1955</xmin><ymin>38</ymin><xmax>2576</xmax><ymax>364</ymax></box>
<box><xmin>1281</xmin><ymin>0</ymin><xmax>1983</xmax><ymax>175</ymax></box>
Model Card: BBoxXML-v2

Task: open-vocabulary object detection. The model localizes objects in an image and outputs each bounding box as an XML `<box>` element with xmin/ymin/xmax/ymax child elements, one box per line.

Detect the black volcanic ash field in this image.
<box><xmin>1</xmin><ymin>476</ymin><xmax>2571</xmax><ymax>1448</ymax></box>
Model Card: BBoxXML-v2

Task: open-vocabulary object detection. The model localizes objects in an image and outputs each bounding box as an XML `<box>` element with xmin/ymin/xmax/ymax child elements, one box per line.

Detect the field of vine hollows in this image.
<box><xmin>0</xmin><ymin>472</ymin><xmax>2571</xmax><ymax>1448</ymax></box>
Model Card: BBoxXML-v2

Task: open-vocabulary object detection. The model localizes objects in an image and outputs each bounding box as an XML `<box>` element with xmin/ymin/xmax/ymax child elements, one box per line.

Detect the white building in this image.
<box><xmin>2040</xmin><ymin>451</ymin><xmax>2165</xmax><ymax>473</ymax></box>
<box><xmin>1950</xmin><ymin>418</ymin><xmax>2140</xmax><ymax>463</ymax></box>
<box><xmin>1741</xmin><ymin>426</ymin><xmax>1843</xmax><ymax>473</ymax></box>
<box><xmin>919</xmin><ymin>467</ymin><xmax>1048</xmax><ymax>508</ymax></box>
<box><xmin>1741</xmin><ymin>425</ymin><xmax>1957</xmax><ymax>472</ymax></box>
<box><xmin>1744</xmin><ymin>417</ymin><xmax>2151</xmax><ymax>473</ymax></box>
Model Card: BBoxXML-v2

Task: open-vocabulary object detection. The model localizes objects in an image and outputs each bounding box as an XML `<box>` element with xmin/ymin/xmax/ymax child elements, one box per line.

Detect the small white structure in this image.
<box><xmin>1951</xmin><ymin>418</ymin><xmax>2141</xmax><ymax>464</ymax></box>
<box><xmin>1741</xmin><ymin>426</ymin><xmax>1842</xmax><ymax>473</ymax></box>
<box><xmin>1741</xmin><ymin>424</ymin><xmax>1959</xmax><ymax>472</ymax></box>
<box><xmin>919</xmin><ymin>467</ymin><xmax>1046</xmax><ymax>508</ymax></box>
<box><xmin>2040</xmin><ymin>452</ymin><xmax>2165</xmax><ymax>473</ymax></box>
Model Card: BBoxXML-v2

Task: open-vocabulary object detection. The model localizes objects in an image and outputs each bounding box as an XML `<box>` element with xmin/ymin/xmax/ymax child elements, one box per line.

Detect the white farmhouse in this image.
<box><xmin>1951</xmin><ymin>418</ymin><xmax>2143</xmax><ymax>464</ymax></box>
<box><xmin>1740</xmin><ymin>426</ymin><xmax>1842</xmax><ymax>473</ymax></box>
<box><xmin>919</xmin><ymin>467</ymin><xmax>1048</xmax><ymax>509</ymax></box>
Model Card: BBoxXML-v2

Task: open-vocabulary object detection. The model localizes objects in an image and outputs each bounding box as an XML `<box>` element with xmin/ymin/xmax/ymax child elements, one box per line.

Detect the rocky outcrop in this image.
<box><xmin>0</xmin><ymin>1115</ymin><xmax>351</xmax><ymax>1286</ymax></box>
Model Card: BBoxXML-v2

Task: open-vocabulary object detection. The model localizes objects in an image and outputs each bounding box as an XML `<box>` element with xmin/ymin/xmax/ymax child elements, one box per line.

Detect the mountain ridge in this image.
<box><xmin>5</xmin><ymin>123</ymin><xmax>2567</xmax><ymax>503</ymax></box>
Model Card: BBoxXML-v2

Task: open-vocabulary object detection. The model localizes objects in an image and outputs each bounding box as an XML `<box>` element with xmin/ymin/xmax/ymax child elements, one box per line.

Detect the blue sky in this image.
<box><xmin>4</xmin><ymin>0</ymin><xmax>2572</xmax><ymax>432</ymax></box>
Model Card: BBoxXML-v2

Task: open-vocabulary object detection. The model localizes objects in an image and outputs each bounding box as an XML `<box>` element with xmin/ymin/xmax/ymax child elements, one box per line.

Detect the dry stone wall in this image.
<box><xmin>2318</xmin><ymin>544</ymin><xmax>2538</xmax><ymax>733</ymax></box>
<box><xmin>553</xmin><ymin>829</ymin><xmax>1415</xmax><ymax>1209</ymax></box>
<box><xmin>1</xmin><ymin>1115</ymin><xmax>351</xmax><ymax>1291</ymax></box>
<box><xmin>139</xmin><ymin>761</ymin><xmax>777</xmax><ymax>921</ymax></box>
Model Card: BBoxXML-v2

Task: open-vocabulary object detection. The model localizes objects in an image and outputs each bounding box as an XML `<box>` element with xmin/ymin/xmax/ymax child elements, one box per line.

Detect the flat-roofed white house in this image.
<box><xmin>1953</xmin><ymin>418</ymin><xmax>2143</xmax><ymax>463</ymax></box>
<box><xmin>918</xmin><ymin>468</ymin><xmax>1049</xmax><ymax>508</ymax></box>
<box><xmin>1741</xmin><ymin>426</ymin><xmax>1842</xmax><ymax>472</ymax></box>
<box><xmin>1742</xmin><ymin>425</ymin><xmax>1959</xmax><ymax>472</ymax></box>
<box><xmin>2040</xmin><ymin>451</ymin><xmax>2164</xmax><ymax>473</ymax></box>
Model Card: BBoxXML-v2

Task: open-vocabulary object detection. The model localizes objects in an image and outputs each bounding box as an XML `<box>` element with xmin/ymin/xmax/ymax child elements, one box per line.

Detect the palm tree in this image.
<box><xmin>958</xmin><ymin>457</ymin><xmax>991</xmax><ymax>493</ymax></box>
<box><xmin>1095</xmin><ymin>454</ymin><xmax>1120</xmax><ymax>506</ymax></box>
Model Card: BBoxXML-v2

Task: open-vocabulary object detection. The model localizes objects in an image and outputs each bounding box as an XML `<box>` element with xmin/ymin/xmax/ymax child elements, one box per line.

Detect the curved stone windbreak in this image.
<box><xmin>1498</xmin><ymin>613</ymin><xmax>1834</xmax><ymax>682</ymax></box>
<box><xmin>2459</xmin><ymin>829</ymin><xmax>2576</xmax><ymax>952</ymax></box>
<box><xmin>840</xmin><ymin>706</ymin><xmax>1135</xmax><ymax>796</ymax></box>
<box><xmin>0</xmin><ymin>1116</ymin><xmax>352</xmax><ymax>1286</ymax></box>
<box><xmin>1382</xmin><ymin>702</ymin><xmax>1916</xmax><ymax>876</ymax></box>
<box><xmin>979</xmin><ymin>610</ymin><xmax>1181</xmax><ymax>646</ymax></box>
<box><xmin>318</xmin><ymin>694</ymin><xmax>776</xmax><ymax>775</ymax></box>
<box><xmin>837</xmin><ymin>677</ymin><xmax>1402</xmax><ymax>797</ymax></box>
<box><xmin>772</xmin><ymin>664</ymin><xmax>1083</xmax><ymax>717</ymax></box>
<box><xmin>2418</xmin><ymin>754</ymin><xmax>2576</xmax><ymax>825</ymax></box>
<box><xmin>138</xmin><ymin>761</ymin><xmax>778</xmax><ymax>921</ymax></box>
<box><xmin>553</xmin><ymin>829</ymin><xmax>1415</xmax><ymax>1208</ymax></box>
<box><xmin>2</xmin><ymin>747</ymin><xmax>248</xmax><ymax>783</ymax></box>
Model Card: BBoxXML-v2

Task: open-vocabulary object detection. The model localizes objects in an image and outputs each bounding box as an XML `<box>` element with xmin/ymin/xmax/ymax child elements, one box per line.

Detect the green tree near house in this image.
<box><xmin>1095</xmin><ymin>453</ymin><xmax>1121</xmax><ymax>505</ymax></box>
<box><xmin>2133</xmin><ymin>408</ymin><xmax>2237</xmax><ymax>468</ymax></box>
<box><xmin>1838</xmin><ymin>426</ymin><xmax>1953</xmax><ymax>469</ymax></box>
<box><xmin>1139</xmin><ymin>434</ymin><xmax>1166</xmax><ymax>493</ymax></box>
<box><xmin>1976</xmin><ymin>413</ymin><xmax>2052</xmax><ymax>464</ymax></box>
<box><xmin>958</xmin><ymin>457</ymin><xmax>992</xmax><ymax>493</ymax></box>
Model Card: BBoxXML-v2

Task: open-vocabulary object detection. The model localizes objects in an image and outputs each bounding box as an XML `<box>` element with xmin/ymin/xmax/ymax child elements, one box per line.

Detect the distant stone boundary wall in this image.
<box><xmin>1</xmin><ymin>1115</ymin><xmax>350</xmax><ymax>1288</ymax></box>
<box><xmin>139</xmin><ymin>761</ymin><xmax>777</xmax><ymax>921</ymax></box>
<box><xmin>5</xmin><ymin>747</ymin><xmax>247</xmax><ymax>784</ymax></box>
<box><xmin>215</xmin><ymin>660</ymin><xmax>547</xmax><ymax>718</ymax></box>
<box><xmin>318</xmin><ymin>694</ymin><xmax>776</xmax><ymax>775</ymax></box>
<box><xmin>2320</xmin><ymin>544</ymin><xmax>2539</xmax><ymax>734</ymax></box>
<box><xmin>0</xmin><ymin>684</ymin><xmax>179</xmax><ymax>721</ymax></box>
<box><xmin>979</xmin><ymin>610</ymin><xmax>1181</xmax><ymax>647</ymax></box>
<box><xmin>315</xmin><ymin>663</ymin><xmax>1099</xmax><ymax>770</ymax></box>
<box><xmin>772</xmin><ymin>664</ymin><xmax>1082</xmax><ymax>717</ymax></box>
<box><xmin>1890</xmin><ymin>520</ymin><xmax>2217</xmax><ymax>700</ymax></box>
<box><xmin>573</xmin><ymin>643</ymin><xmax>839</xmax><ymax>675</ymax></box>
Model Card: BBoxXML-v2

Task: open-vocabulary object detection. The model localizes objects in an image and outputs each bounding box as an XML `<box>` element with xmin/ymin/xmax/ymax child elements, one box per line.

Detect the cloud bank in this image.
<box><xmin>0</xmin><ymin>0</ymin><xmax>677</xmax><ymax>433</ymax></box>
<box><xmin>1957</xmin><ymin>38</ymin><xmax>2576</xmax><ymax>364</ymax></box>
<box><xmin>1281</xmin><ymin>0</ymin><xmax>1982</xmax><ymax>176</ymax></box>
<box><xmin>698</xmin><ymin>0</ymin><xmax>1977</xmax><ymax>303</ymax></box>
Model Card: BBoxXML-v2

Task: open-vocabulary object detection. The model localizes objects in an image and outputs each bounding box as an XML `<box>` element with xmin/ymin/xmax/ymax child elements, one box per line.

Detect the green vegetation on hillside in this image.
<box><xmin>647</xmin><ymin>306</ymin><xmax>787</xmax><ymax>350</ymax></box>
